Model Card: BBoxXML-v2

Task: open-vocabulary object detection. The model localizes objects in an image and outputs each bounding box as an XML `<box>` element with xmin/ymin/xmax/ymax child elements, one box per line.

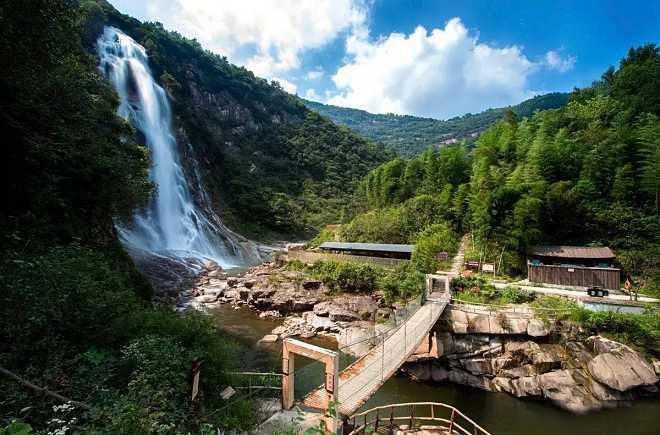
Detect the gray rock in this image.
<box><xmin>538</xmin><ymin>369</ymin><xmax>600</xmax><ymax>413</ymax></box>
<box><xmin>302</xmin><ymin>280</ymin><xmax>322</xmax><ymax>290</ymax></box>
<box><xmin>238</xmin><ymin>288</ymin><xmax>251</xmax><ymax>301</ymax></box>
<box><xmin>404</xmin><ymin>363</ymin><xmax>432</xmax><ymax>381</ymax></box>
<box><xmin>302</xmin><ymin>312</ymin><xmax>337</xmax><ymax>332</ymax></box>
<box><xmin>587</xmin><ymin>337</ymin><xmax>657</xmax><ymax>392</ymax></box>
<box><xmin>329</xmin><ymin>308</ymin><xmax>361</xmax><ymax>322</ymax></box>
<box><xmin>531</xmin><ymin>350</ymin><xmax>563</xmax><ymax>373</ymax></box>
<box><xmin>447</xmin><ymin>369</ymin><xmax>492</xmax><ymax>391</ymax></box>
<box><xmin>224</xmin><ymin>289</ymin><xmax>239</xmax><ymax>300</ymax></box>
<box><xmin>495</xmin><ymin>375</ymin><xmax>542</xmax><ymax>397</ymax></box>
<box><xmin>502</xmin><ymin>317</ymin><xmax>529</xmax><ymax>334</ymax></box>
<box><xmin>461</xmin><ymin>358</ymin><xmax>495</xmax><ymax>376</ymax></box>
<box><xmin>527</xmin><ymin>319</ymin><xmax>550</xmax><ymax>337</ymax></box>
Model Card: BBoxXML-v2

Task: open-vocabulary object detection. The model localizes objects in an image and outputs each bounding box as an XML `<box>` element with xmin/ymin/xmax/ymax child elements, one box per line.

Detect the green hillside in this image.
<box><xmin>306</xmin><ymin>93</ymin><xmax>570</xmax><ymax>156</ymax></box>
<box><xmin>82</xmin><ymin>1</ymin><xmax>391</xmax><ymax>239</ymax></box>
<box><xmin>335</xmin><ymin>45</ymin><xmax>660</xmax><ymax>296</ymax></box>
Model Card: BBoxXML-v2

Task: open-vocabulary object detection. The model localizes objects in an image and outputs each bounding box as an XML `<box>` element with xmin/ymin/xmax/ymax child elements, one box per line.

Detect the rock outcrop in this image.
<box><xmin>586</xmin><ymin>336</ymin><xmax>657</xmax><ymax>392</ymax></box>
<box><xmin>403</xmin><ymin>305</ymin><xmax>659</xmax><ymax>413</ymax></box>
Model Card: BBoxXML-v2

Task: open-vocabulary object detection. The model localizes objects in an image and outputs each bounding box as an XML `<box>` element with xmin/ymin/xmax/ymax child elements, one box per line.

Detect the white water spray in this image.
<box><xmin>97</xmin><ymin>27</ymin><xmax>254</xmax><ymax>267</ymax></box>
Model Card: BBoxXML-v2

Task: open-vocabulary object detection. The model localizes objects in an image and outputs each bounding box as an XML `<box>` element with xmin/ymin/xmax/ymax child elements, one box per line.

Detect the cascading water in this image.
<box><xmin>97</xmin><ymin>26</ymin><xmax>255</xmax><ymax>268</ymax></box>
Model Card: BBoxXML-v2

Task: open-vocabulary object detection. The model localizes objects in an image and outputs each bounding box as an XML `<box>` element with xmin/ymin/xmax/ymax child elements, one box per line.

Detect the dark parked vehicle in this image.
<box><xmin>587</xmin><ymin>286</ymin><xmax>609</xmax><ymax>297</ymax></box>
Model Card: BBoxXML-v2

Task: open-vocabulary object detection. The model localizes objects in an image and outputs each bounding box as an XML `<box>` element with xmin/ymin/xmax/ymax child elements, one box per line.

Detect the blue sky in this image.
<box><xmin>108</xmin><ymin>0</ymin><xmax>659</xmax><ymax>119</ymax></box>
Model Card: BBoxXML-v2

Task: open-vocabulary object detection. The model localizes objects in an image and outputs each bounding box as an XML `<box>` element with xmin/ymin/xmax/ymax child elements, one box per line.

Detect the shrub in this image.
<box><xmin>378</xmin><ymin>265</ymin><xmax>425</xmax><ymax>303</ymax></box>
<box><xmin>411</xmin><ymin>223</ymin><xmax>458</xmax><ymax>273</ymax></box>
<box><xmin>308</xmin><ymin>227</ymin><xmax>336</xmax><ymax>248</ymax></box>
<box><xmin>307</xmin><ymin>261</ymin><xmax>379</xmax><ymax>293</ymax></box>
<box><xmin>499</xmin><ymin>286</ymin><xmax>536</xmax><ymax>304</ymax></box>
<box><xmin>284</xmin><ymin>259</ymin><xmax>306</xmax><ymax>271</ymax></box>
<box><xmin>573</xmin><ymin>309</ymin><xmax>660</xmax><ymax>356</ymax></box>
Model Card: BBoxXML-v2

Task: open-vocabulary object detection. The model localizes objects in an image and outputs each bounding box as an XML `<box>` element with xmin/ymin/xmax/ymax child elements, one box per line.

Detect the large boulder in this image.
<box><xmin>526</xmin><ymin>319</ymin><xmax>551</xmax><ymax>337</ymax></box>
<box><xmin>586</xmin><ymin>336</ymin><xmax>657</xmax><ymax>392</ymax></box>
<box><xmin>538</xmin><ymin>369</ymin><xmax>601</xmax><ymax>413</ymax></box>
<box><xmin>301</xmin><ymin>312</ymin><xmax>338</xmax><ymax>332</ymax></box>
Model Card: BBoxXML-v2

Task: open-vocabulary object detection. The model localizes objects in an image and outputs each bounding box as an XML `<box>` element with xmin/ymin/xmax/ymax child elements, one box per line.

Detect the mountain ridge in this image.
<box><xmin>305</xmin><ymin>92</ymin><xmax>570</xmax><ymax>156</ymax></box>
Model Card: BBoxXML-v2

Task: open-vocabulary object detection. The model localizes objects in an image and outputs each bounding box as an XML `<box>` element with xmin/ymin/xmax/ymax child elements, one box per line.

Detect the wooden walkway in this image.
<box><xmin>302</xmin><ymin>291</ymin><xmax>450</xmax><ymax>416</ymax></box>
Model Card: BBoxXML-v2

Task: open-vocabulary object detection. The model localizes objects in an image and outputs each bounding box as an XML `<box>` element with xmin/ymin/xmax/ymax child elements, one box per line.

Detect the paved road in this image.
<box><xmin>491</xmin><ymin>281</ymin><xmax>660</xmax><ymax>303</ymax></box>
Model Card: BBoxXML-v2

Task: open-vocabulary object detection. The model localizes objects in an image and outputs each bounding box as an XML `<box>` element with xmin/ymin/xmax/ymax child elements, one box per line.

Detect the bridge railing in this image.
<box><xmin>346</xmin><ymin>402</ymin><xmax>491</xmax><ymax>435</ymax></box>
<box><xmin>227</xmin><ymin>371</ymin><xmax>282</xmax><ymax>398</ymax></box>
<box><xmin>334</xmin><ymin>292</ymin><xmax>450</xmax><ymax>413</ymax></box>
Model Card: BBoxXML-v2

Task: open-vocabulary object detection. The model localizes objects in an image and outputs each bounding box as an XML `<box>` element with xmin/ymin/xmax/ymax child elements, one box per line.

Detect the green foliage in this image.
<box><xmin>335</xmin><ymin>43</ymin><xmax>660</xmax><ymax>291</ymax></box>
<box><xmin>637</xmin><ymin>113</ymin><xmax>660</xmax><ymax>213</ymax></box>
<box><xmin>305</xmin><ymin>93</ymin><xmax>570</xmax><ymax>156</ymax></box>
<box><xmin>571</xmin><ymin>309</ymin><xmax>660</xmax><ymax>356</ymax></box>
<box><xmin>2</xmin><ymin>0</ymin><xmax>152</xmax><ymax>243</ymax></box>
<box><xmin>377</xmin><ymin>265</ymin><xmax>426</xmax><ymax>303</ymax></box>
<box><xmin>84</xmin><ymin>2</ymin><xmax>390</xmax><ymax>239</ymax></box>
<box><xmin>340</xmin><ymin>194</ymin><xmax>459</xmax><ymax>245</ymax></box>
<box><xmin>411</xmin><ymin>223</ymin><xmax>459</xmax><ymax>273</ymax></box>
<box><xmin>0</xmin><ymin>244</ymin><xmax>245</xmax><ymax>433</ymax></box>
<box><xmin>306</xmin><ymin>261</ymin><xmax>379</xmax><ymax>293</ymax></box>
<box><xmin>0</xmin><ymin>421</ymin><xmax>32</xmax><ymax>435</ymax></box>
<box><xmin>451</xmin><ymin>277</ymin><xmax>535</xmax><ymax>305</ymax></box>
<box><xmin>308</xmin><ymin>226</ymin><xmax>338</xmax><ymax>248</ymax></box>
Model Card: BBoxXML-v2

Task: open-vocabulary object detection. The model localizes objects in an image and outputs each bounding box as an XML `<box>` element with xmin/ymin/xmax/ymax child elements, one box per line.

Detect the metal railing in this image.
<box><xmin>450</xmin><ymin>299</ymin><xmax>573</xmax><ymax>315</ymax></box>
<box><xmin>346</xmin><ymin>402</ymin><xmax>491</xmax><ymax>435</ymax></box>
<box><xmin>332</xmin><ymin>292</ymin><xmax>450</xmax><ymax>415</ymax></box>
<box><xmin>228</xmin><ymin>371</ymin><xmax>282</xmax><ymax>397</ymax></box>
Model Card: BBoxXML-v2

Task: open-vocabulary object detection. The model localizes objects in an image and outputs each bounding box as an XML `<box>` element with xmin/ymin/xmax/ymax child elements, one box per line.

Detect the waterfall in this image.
<box><xmin>97</xmin><ymin>26</ymin><xmax>254</xmax><ymax>268</ymax></box>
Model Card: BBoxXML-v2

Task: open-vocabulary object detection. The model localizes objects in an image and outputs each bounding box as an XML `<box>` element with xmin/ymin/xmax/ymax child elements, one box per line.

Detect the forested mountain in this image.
<box><xmin>0</xmin><ymin>0</ymin><xmax>389</xmax><ymax>432</ymax></box>
<box><xmin>333</xmin><ymin>45</ymin><xmax>660</xmax><ymax>296</ymax></box>
<box><xmin>305</xmin><ymin>92</ymin><xmax>570</xmax><ymax>156</ymax></box>
<box><xmin>83</xmin><ymin>1</ymin><xmax>390</xmax><ymax>239</ymax></box>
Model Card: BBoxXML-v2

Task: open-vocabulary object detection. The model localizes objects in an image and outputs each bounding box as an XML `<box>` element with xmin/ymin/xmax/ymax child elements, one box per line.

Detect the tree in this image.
<box><xmin>637</xmin><ymin>114</ymin><xmax>660</xmax><ymax>214</ymax></box>
<box><xmin>411</xmin><ymin>223</ymin><xmax>458</xmax><ymax>273</ymax></box>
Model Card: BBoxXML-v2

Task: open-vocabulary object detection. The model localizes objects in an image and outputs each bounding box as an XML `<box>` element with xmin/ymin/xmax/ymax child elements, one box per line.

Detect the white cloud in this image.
<box><xmin>544</xmin><ymin>50</ymin><xmax>576</xmax><ymax>73</ymax></box>
<box><xmin>139</xmin><ymin>0</ymin><xmax>366</xmax><ymax>80</ymax></box>
<box><xmin>328</xmin><ymin>18</ymin><xmax>540</xmax><ymax>119</ymax></box>
<box><xmin>305</xmin><ymin>68</ymin><xmax>325</xmax><ymax>80</ymax></box>
<box><xmin>272</xmin><ymin>78</ymin><xmax>298</xmax><ymax>94</ymax></box>
<box><xmin>304</xmin><ymin>88</ymin><xmax>322</xmax><ymax>101</ymax></box>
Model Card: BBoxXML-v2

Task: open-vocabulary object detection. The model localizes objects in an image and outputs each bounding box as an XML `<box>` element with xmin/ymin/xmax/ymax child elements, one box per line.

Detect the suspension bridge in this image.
<box><xmin>299</xmin><ymin>286</ymin><xmax>451</xmax><ymax>416</ymax></box>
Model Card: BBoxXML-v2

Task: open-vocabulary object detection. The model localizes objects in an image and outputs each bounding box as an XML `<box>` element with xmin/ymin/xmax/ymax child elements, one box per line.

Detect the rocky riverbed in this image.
<box><xmin>178</xmin><ymin>260</ymin><xmax>388</xmax><ymax>355</ymax></box>
<box><xmin>179</xmin><ymin>261</ymin><xmax>660</xmax><ymax>414</ymax></box>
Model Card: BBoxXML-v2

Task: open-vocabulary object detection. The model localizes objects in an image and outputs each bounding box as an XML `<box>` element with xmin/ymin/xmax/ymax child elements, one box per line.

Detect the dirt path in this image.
<box><xmin>450</xmin><ymin>234</ymin><xmax>470</xmax><ymax>274</ymax></box>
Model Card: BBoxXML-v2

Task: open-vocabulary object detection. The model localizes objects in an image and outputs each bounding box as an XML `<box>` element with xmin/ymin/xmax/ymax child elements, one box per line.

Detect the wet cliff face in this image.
<box><xmin>88</xmin><ymin>1</ymin><xmax>389</xmax><ymax>241</ymax></box>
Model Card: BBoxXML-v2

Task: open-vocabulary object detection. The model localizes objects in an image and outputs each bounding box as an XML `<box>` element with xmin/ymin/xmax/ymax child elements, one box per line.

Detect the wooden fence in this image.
<box><xmin>287</xmin><ymin>250</ymin><xmax>409</xmax><ymax>269</ymax></box>
<box><xmin>528</xmin><ymin>264</ymin><xmax>620</xmax><ymax>290</ymax></box>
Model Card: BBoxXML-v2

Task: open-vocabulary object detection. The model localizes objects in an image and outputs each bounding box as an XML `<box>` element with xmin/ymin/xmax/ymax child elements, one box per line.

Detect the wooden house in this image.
<box><xmin>527</xmin><ymin>245</ymin><xmax>620</xmax><ymax>290</ymax></box>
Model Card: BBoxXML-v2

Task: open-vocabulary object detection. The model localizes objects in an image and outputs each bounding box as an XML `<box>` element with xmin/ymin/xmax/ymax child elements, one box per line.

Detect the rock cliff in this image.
<box><xmin>403</xmin><ymin>304</ymin><xmax>659</xmax><ymax>413</ymax></box>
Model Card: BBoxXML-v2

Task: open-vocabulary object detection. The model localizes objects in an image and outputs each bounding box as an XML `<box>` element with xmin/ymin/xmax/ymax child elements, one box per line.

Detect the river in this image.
<box><xmin>210</xmin><ymin>304</ymin><xmax>660</xmax><ymax>435</ymax></box>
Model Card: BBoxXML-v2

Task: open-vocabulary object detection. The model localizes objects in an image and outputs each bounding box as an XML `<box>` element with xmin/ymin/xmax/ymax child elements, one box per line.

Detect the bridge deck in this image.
<box><xmin>303</xmin><ymin>292</ymin><xmax>450</xmax><ymax>416</ymax></box>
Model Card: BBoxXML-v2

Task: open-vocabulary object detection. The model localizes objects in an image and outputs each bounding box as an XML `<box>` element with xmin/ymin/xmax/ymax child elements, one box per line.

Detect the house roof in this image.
<box><xmin>528</xmin><ymin>245</ymin><xmax>615</xmax><ymax>259</ymax></box>
<box><xmin>318</xmin><ymin>242</ymin><xmax>414</xmax><ymax>254</ymax></box>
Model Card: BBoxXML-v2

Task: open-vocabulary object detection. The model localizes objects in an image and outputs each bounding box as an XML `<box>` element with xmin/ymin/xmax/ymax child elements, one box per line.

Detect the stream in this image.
<box><xmin>211</xmin><ymin>304</ymin><xmax>660</xmax><ymax>435</ymax></box>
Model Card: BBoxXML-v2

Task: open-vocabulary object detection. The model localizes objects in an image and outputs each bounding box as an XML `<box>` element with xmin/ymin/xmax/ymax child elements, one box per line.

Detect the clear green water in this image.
<box><xmin>211</xmin><ymin>305</ymin><xmax>660</xmax><ymax>435</ymax></box>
